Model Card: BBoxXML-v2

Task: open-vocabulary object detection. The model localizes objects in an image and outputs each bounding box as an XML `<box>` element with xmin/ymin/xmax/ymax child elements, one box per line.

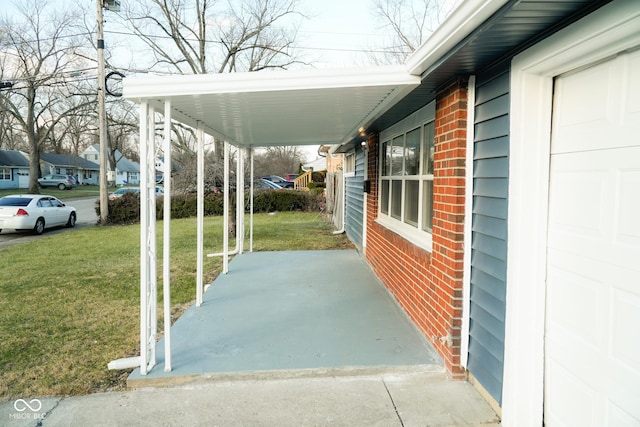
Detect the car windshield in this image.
<box><xmin>0</xmin><ymin>197</ymin><xmax>32</xmax><ymax>206</ymax></box>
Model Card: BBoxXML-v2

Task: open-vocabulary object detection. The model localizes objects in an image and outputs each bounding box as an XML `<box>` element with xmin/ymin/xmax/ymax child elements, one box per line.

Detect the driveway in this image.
<box><xmin>0</xmin><ymin>197</ymin><xmax>98</xmax><ymax>249</ymax></box>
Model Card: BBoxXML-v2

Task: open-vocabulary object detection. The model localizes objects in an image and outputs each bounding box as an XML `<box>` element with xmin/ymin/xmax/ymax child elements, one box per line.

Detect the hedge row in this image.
<box><xmin>97</xmin><ymin>190</ymin><xmax>324</xmax><ymax>225</ymax></box>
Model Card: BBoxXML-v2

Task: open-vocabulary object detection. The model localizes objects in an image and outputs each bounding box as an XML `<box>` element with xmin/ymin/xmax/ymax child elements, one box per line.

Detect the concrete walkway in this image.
<box><xmin>1</xmin><ymin>369</ymin><xmax>500</xmax><ymax>426</ymax></box>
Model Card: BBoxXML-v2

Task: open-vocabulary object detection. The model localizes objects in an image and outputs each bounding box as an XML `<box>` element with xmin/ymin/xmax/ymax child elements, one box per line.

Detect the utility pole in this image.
<box><xmin>96</xmin><ymin>0</ymin><xmax>108</xmax><ymax>223</ymax></box>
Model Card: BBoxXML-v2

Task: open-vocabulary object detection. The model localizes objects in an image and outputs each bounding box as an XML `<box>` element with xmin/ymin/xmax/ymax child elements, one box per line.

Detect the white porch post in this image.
<box><xmin>162</xmin><ymin>100</ymin><xmax>172</xmax><ymax>371</ymax></box>
<box><xmin>236</xmin><ymin>148</ymin><xmax>244</xmax><ymax>254</ymax></box>
<box><xmin>139</xmin><ymin>101</ymin><xmax>157</xmax><ymax>375</ymax></box>
<box><xmin>139</xmin><ymin>101</ymin><xmax>148</xmax><ymax>375</ymax></box>
<box><xmin>249</xmin><ymin>148</ymin><xmax>254</xmax><ymax>252</ymax></box>
<box><xmin>196</xmin><ymin>124</ymin><xmax>204</xmax><ymax>306</ymax></box>
<box><xmin>223</xmin><ymin>141</ymin><xmax>230</xmax><ymax>274</ymax></box>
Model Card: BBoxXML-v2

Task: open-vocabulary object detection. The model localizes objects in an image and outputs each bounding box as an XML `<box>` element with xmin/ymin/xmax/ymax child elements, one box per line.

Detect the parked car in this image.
<box><xmin>262</xmin><ymin>175</ymin><xmax>294</xmax><ymax>188</ymax></box>
<box><xmin>285</xmin><ymin>173</ymin><xmax>298</xmax><ymax>181</ymax></box>
<box><xmin>109</xmin><ymin>187</ymin><xmax>140</xmax><ymax>200</ymax></box>
<box><xmin>108</xmin><ymin>186</ymin><xmax>164</xmax><ymax>200</ymax></box>
<box><xmin>37</xmin><ymin>174</ymin><xmax>77</xmax><ymax>190</ymax></box>
<box><xmin>0</xmin><ymin>195</ymin><xmax>76</xmax><ymax>235</ymax></box>
<box><xmin>254</xmin><ymin>178</ymin><xmax>284</xmax><ymax>190</ymax></box>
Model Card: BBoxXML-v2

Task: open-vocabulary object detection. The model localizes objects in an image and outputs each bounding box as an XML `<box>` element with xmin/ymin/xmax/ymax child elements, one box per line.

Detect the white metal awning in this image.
<box><xmin>123</xmin><ymin>65</ymin><xmax>420</xmax><ymax>147</ymax></box>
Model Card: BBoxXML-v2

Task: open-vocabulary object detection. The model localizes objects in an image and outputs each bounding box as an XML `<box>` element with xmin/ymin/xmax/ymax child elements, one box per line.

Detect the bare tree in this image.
<box><xmin>0</xmin><ymin>0</ymin><xmax>93</xmax><ymax>192</ymax></box>
<box><xmin>122</xmin><ymin>0</ymin><xmax>304</xmax><ymax>75</ymax></box>
<box><xmin>105</xmin><ymin>98</ymin><xmax>139</xmax><ymax>167</ymax></box>
<box><xmin>253</xmin><ymin>145</ymin><xmax>305</xmax><ymax>178</ymax></box>
<box><xmin>369</xmin><ymin>0</ymin><xmax>460</xmax><ymax>64</ymax></box>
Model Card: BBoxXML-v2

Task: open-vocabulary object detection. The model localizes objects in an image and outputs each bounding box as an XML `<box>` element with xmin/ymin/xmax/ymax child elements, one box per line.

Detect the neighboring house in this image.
<box><xmin>40</xmin><ymin>153</ymin><xmax>100</xmax><ymax>185</ymax></box>
<box><xmin>81</xmin><ymin>145</ymin><xmax>140</xmax><ymax>185</ymax></box>
<box><xmin>0</xmin><ymin>150</ymin><xmax>30</xmax><ymax>189</ymax></box>
<box><xmin>124</xmin><ymin>1</ymin><xmax>640</xmax><ymax>425</ymax></box>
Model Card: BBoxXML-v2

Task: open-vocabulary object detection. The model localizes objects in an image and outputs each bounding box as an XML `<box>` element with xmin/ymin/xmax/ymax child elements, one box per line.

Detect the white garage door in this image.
<box><xmin>545</xmin><ymin>50</ymin><xmax>640</xmax><ymax>426</ymax></box>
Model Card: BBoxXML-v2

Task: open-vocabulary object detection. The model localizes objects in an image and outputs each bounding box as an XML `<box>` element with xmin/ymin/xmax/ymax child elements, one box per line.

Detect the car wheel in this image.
<box><xmin>58</xmin><ymin>183</ymin><xmax>66</xmax><ymax>190</ymax></box>
<box><xmin>66</xmin><ymin>212</ymin><xmax>76</xmax><ymax>228</ymax></box>
<box><xmin>33</xmin><ymin>218</ymin><xmax>45</xmax><ymax>235</ymax></box>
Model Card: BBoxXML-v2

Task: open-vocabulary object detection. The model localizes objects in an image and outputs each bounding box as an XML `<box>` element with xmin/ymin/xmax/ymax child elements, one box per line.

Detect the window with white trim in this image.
<box><xmin>0</xmin><ymin>168</ymin><xmax>11</xmax><ymax>180</ymax></box>
<box><xmin>378</xmin><ymin>102</ymin><xmax>435</xmax><ymax>247</ymax></box>
<box><xmin>344</xmin><ymin>151</ymin><xmax>355</xmax><ymax>176</ymax></box>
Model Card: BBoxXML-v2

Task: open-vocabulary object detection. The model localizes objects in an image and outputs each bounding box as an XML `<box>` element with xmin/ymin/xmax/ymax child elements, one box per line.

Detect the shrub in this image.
<box><xmin>99</xmin><ymin>190</ymin><xmax>324</xmax><ymax>225</ymax></box>
<box><xmin>95</xmin><ymin>192</ymin><xmax>141</xmax><ymax>225</ymax></box>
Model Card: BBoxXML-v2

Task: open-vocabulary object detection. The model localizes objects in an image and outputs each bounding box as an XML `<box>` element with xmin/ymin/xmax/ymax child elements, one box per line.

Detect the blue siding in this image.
<box><xmin>345</xmin><ymin>148</ymin><xmax>365</xmax><ymax>249</ymax></box>
<box><xmin>468</xmin><ymin>69</ymin><xmax>509</xmax><ymax>405</ymax></box>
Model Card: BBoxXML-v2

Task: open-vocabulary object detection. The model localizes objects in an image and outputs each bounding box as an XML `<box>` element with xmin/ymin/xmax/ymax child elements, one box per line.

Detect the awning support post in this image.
<box><xmin>162</xmin><ymin>100</ymin><xmax>172</xmax><ymax>372</ymax></box>
<box><xmin>196</xmin><ymin>123</ymin><xmax>204</xmax><ymax>306</ymax></box>
<box><xmin>139</xmin><ymin>101</ymin><xmax>157</xmax><ymax>375</ymax></box>
<box><xmin>223</xmin><ymin>141</ymin><xmax>230</xmax><ymax>274</ymax></box>
<box><xmin>249</xmin><ymin>147</ymin><xmax>254</xmax><ymax>252</ymax></box>
<box><xmin>236</xmin><ymin>147</ymin><xmax>244</xmax><ymax>254</ymax></box>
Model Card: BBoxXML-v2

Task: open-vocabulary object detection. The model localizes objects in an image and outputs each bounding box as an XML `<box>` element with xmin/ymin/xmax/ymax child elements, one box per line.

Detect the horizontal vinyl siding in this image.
<box><xmin>468</xmin><ymin>69</ymin><xmax>509</xmax><ymax>405</ymax></box>
<box><xmin>345</xmin><ymin>148</ymin><xmax>364</xmax><ymax>248</ymax></box>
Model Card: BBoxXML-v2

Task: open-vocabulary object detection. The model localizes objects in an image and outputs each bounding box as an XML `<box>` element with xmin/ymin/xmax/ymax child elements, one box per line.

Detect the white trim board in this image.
<box><xmin>502</xmin><ymin>1</ymin><xmax>640</xmax><ymax>426</ymax></box>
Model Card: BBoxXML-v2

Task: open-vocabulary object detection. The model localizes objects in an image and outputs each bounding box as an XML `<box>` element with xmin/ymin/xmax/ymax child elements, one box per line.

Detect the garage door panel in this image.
<box><xmin>546</xmin><ymin>258</ymin><xmax>604</xmax><ymax>348</ymax></box>
<box><xmin>545</xmin><ymin>359</ymin><xmax>598</xmax><ymax>426</ymax></box>
<box><xmin>545</xmin><ymin>50</ymin><xmax>640</xmax><ymax>426</ymax></box>
<box><xmin>616</xmin><ymin>169</ymin><xmax>640</xmax><ymax>247</ymax></box>
<box><xmin>552</xmin><ymin>51</ymin><xmax>640</xmax><ymax>154</ymax></box>
<box><xmin>548</xmin><ymin>147</ymin><xmax>640</xmax><ymax>270</ymax></box>
<box><xmin>547</xmin><ymin>166</ymin><xmax>606</xmax><ymax>239</ymax></box>
<box><xmin>626</xmin><ymin>51</ymin><xmax>640</xmax><ymax>114</ymax></box>
<box><xmin>611</xmin><ymin>289</ymin><xmax>640</xmax><ymax>373</ymax></box>
<box><xmin>608</xmin><ymin>403</ymin><xmax>639</xmax><ymax>427</ymax></box>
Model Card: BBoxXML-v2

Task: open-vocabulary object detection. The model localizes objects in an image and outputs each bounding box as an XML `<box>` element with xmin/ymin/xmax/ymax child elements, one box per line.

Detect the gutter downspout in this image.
<box><xmin>332</xmin><ymin>167</ymin><xmax>346</xmax><ymax>235</ymax></box>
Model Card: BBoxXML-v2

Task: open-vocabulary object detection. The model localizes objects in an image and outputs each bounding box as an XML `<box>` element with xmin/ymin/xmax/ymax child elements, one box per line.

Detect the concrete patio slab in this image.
<box><xmin>128</xmin><ymin>250</ymin><xmax>441</xmax><ymax>387</ymax></box>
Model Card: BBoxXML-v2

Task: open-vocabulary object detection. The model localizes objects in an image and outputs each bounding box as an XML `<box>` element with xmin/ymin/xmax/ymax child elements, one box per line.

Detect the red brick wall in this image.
<box><xmin>365</xmin><ymin>79</ymin><xmax>468</xmax><ymax>379</ymax></box>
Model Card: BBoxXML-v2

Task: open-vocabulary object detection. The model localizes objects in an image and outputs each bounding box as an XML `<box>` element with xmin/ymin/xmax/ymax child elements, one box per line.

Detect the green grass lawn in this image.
<box><xmin>0</xmin><ymin>212</ymin><xmax>352</xmax><ymax>401</ymax></box>
<box><xmin>0</xmin><ymin>185</ymin><xmax>101</xmax><ymax>199</ymax></box>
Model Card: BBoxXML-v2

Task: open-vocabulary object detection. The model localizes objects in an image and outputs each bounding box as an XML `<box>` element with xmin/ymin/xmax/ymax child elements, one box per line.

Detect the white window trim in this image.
<box><xmin>377</xmin><ymin>101</ymin><xmax>435</xmax><ymax>252</ymax></box>
<box><xmin>344</xmin><ymin>150</ymin><xmax>356</xmax><ymax>178</ymax></box>
<box><xmin>503</xmin><ymin>2</ymin><xmax>640</xmax><ymax>426</ymax></box>
<box><xmin>0</xmin><ymin>167</ymin><xmax>11</xmax><ymax>180</ymax></box>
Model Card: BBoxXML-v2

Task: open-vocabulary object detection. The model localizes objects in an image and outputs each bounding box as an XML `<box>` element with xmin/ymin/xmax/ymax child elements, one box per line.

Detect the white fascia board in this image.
<box><xmin>405</xmin><ymin>0</ymin><xmax>510</xmax><ymax>77</ymax></box>
<box><xmin>123</xmin><ymin>65</ymin><xmax>418</xmax><ymax>99</ymax></box>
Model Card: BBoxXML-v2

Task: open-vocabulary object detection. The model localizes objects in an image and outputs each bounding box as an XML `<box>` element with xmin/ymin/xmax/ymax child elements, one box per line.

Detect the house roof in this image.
<box><xmin>0</xmin><ymin>150</ymin><xmax>29</xmax><ymax>167</ymax></box>
<box><xmin>116</xmin><ymin>155</ymin><xmax>140</xmax><ymax>173</ymax></box>
<box><xmin>41</xmin><ymin>153</ymin><xmax>99</xmax><ymax>170</ymax></box>
<box><xmin>122</xmin><ymin>0</ymin><xmax>610</xmax><ymax>148</ymax></box>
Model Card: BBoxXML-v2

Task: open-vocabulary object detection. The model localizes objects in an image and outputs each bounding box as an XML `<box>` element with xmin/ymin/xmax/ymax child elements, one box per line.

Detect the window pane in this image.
<box><xmin>391</xmin><ymin>180</ymin><xmax>402</xmax><ymax>220</ymax></box>
<box><xmin>405</xmin><ymin>128</ymin><xmax>420</xmax><ymax>175</ymax></box>
<box><xmin>404</xmin><ymin>180</ymin><xmax>419</xmax><ymax>227</ymax></box>
<box><xmin>422</xmin><ymin>180</ymin><xmax>433</xmax><ymax>233</ymax></box>
<box><xmin>423</xmin><ymin>122</ymin><xmax>435</xmax><ymax>175</ymax></box>
<box><xmin>382</xmin><ymin>141</ymin><xmax>391</xmax><ymax>176</ymax></box>
<box><xmin>381</xmin><ymin>179</ymin><xmax>389</xmax><ymax>214</ymax></box>
<box><xmin>391</xmin><ymin>136</ymin><xmax>403</xmax><ymax>176</ymax></box>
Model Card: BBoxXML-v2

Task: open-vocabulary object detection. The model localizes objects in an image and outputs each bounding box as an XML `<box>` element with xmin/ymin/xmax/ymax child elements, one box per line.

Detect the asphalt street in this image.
<box><xmin>0</xmin><ymin>197</ymin><xmax>98</xmax><ymax>249</ymax></box>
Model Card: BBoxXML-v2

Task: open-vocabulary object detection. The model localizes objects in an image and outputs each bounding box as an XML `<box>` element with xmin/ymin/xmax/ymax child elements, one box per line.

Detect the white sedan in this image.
<box><xmin>0</xmin><ymin>195</ymin><xmax>77</xmax><ymax>235</ymax></box>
